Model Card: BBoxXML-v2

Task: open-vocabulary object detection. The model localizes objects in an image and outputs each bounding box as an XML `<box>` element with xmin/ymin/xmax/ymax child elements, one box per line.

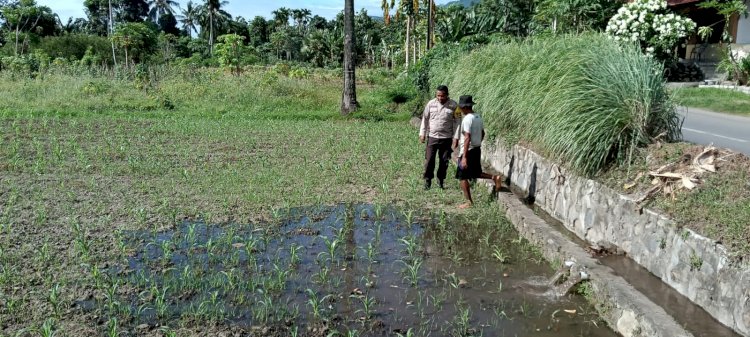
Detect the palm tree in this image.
<box><xmin>147</xmin><ymin>0</ymin><xmax>179</xmax><ymax>22</ymax></box>
<box><xmin>199</xmin><ymin>0</ymin><xmax>230</xmax><ymax>54</ymax></box>
<box><xmin>381</xmin><ymin>0</ymin><xmax>394</xmax><ymax>25</ymax></box>
<box><xmin>341</xmin><ymin>0</ymin><xmax>358</xmax><ymax>115</ymax></box>
<box><xmin>290</xmin><ymin>8</ymin><xmax>311</xmax><ymax>32</ymax></box>
<box><xmin>179</xmin><ymin>1</ymin><xmax>200</xmax><ymax>35</ymax></box>
<box><xmin>271</xmin><ymin>7</ymin><xmax>290</xmax><ymax>29</ymax></box>
<box><xmin>397</xmin><ymin>0</ymin><xmax>418</xmax><ymax>67</ymax></box>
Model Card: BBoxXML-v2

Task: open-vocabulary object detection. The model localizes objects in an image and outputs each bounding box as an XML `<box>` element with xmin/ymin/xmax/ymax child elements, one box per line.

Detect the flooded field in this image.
<box><xmin>79</xmin><ymin>204</ymin><xmax>617</xmax><ymax>336</ymax></box>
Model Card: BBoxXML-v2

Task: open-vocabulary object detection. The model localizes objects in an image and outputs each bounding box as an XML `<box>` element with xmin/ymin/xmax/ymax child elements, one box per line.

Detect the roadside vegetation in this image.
<box><xmin>431</xmin><ymin>34</ymin><xmax>680</xmax><ymax>176</ymax></box>
<box><xmin>426</xmin><ymin>34</ymin><xmax>750</xmax><ymax>259</ymax></box>
<box><xmin>600</xmin><ymin>142</ymin><xmax>750</xmax><ymax>258</ymax></box>
<box><xmin>673</xmin><ymin>87</ymin><xmax>750</xmax><ymax>116</ymax></box>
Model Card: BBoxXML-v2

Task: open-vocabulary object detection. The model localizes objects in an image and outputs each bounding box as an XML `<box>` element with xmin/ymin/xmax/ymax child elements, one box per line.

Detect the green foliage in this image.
<box><xmin>112</xmin><ymin>22</ymin><xmax>159</xmax><ymax>64</ymax></box>
<box><xmin>214</xmin><ymin>33</ymin><xmax>253</xmax><ymax>75</ymax></box>
<box><xmin>382</xmin><ymin>75</ymin><xmax>419</xmax><ymax>104</ymax></box>
<box><xmin>408</xmin><ymin>42</ymin><xmax>473</xmax><ymax>94</ymax></box>
<box><xmin>271</xmin><ymin>62</ymin><xmax>291</xmax><ymax>76</ymax></box>
<box><xmin>431</xmin><ymin>34</ymin><xmax>679</xmax><ymax>175</ymax></box>
<box><xmin>534</xmin><ymin>0</ymin><xmax>619</xmax><ymax>34</ymax></box>
<box><xmin>0</xmin><ymin>53</ymin><xmax>41</xmax><ymax>77</ymax></box>
<box><xmin>36</xmin><ymin>34</ymin><xmax>113</xmax><ymax>64</ymax></box>
<box><xmin>288</xmin><ymin>66</ymin><xmax>308</xmax><ymax>79</ymax></box>
<box><xmin>606</xmin><ymin>0</ymin><xmax>696</xmax><ymax>61</ymax></box>
<box><xmin>672</xmin><ymin>87</ymin><xmax>750</xmax><ymax>116</ymax></box>
<box><xmin>699</xmin><ymin>0</ymin><xmax>749</xmax><ymax>84</ymax></box>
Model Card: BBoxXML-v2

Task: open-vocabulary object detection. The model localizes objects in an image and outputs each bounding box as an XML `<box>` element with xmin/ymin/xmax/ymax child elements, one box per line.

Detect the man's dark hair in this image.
<box><xmin>436</xmin><ymin>85</ymin><xmax>449</xmax><ymax>94</ymax></box>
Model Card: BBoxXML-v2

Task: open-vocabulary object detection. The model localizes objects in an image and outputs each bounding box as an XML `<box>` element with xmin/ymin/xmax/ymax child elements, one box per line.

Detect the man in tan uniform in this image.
<box><xmin>419</xmin><ymin>85</ymin><xmax>459</xmax><ymax>190</ymax></box>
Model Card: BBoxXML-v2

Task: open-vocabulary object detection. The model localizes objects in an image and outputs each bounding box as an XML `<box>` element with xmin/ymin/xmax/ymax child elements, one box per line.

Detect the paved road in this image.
<box><xmin>677</xmin><ymin>106</ymin><xmax>750</xmax><ymax>155</ymax></box>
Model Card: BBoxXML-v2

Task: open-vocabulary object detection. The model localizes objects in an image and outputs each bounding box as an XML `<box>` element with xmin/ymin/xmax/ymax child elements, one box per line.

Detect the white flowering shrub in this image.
<box><xmin>606</xmin><ymin>0</ymin><xmax>696</xmax><ymax>60</ymax></box>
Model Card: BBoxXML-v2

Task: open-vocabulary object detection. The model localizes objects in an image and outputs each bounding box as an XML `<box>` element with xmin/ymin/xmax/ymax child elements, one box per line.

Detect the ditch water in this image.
<box><xmin>91</xmin><ymin>204</ymin><xmax>618</xmax><ymax>336</ymax></box>
<box><xmin>512</xmin><ymin>187</ymin><xmax>742</xmax><ymax>337</ymax></box>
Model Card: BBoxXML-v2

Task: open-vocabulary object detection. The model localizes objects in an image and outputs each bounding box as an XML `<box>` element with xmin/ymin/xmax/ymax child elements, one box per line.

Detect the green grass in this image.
<box><xmin>655</xmin><ymin>166</ymin><xmax>750</xmax><ymax>257</ymax></box>
<box><xmin>673</xmin><ymin>87</ymin><xmax>750</xmax><ymax>116</ymax></box>
<box><xmin>430</xmin><ymin>34</ymin><xmax>679</xmax><ymax>176</ymax></box>
<box><xmin>599</xmin><ymin>142</ymin><xmax>750</xmax><ymax>258</ymax></box>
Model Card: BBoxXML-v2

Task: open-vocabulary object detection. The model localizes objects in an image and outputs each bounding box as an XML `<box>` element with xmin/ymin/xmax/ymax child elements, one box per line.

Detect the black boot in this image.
<box><xmin>424</xmin><ymin>179</ymin><xmax>432</xmax><ymax>190</ymax></box>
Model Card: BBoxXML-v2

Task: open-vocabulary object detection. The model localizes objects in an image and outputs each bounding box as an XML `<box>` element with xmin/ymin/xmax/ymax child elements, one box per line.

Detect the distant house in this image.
<box><xmin>669</xmin><ymin>0</ymin><xmax>750</xmax><ymax>62</ymax></box>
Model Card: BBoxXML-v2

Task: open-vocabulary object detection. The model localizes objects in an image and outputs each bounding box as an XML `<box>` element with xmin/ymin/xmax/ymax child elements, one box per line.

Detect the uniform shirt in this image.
<box><xmin>419</xmin><ymin>98</ymin><xmax>460</xmax><ymax>139</ymax></box>
<box><xmin>454</xmin><ymin>113</ymin><xmax>483</xmax><ymax>157</ymax></box>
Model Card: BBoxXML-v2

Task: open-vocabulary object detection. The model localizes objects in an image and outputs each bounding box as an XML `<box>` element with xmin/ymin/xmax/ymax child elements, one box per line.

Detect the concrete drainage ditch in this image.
<box><xmin>484</xmin><ymin>140</ymin><xmax>748</xmax><ymax>337</ymax></box>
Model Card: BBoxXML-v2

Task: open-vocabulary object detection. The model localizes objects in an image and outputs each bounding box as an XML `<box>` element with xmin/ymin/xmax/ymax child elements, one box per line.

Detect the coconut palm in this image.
<box><xmin>381</xmin><ymin>0</ymin><xmax>395</xmax><ymax>25</ymax></box>
<box><xmin>199</xmin><ymin>0</ymin><xmax>230</xmax><ymax>54</ymax></box>
<box><xmin>271</xmin><ymin>7</ymin><xmax>290</xmax><ymax>29</ymax></box>
<box><xmin>342</xmin><ymin>0</ymin><xmax>358</xmax><ymax>115</ymax></box>
<box><xmin>179</xmin><ymin>1</ymin><xmax>200</xmax><ymax>35</ymax></box>
<box><xmin>397</xmin><ymin>0</ymin><xmax>418</xmax><ymax>67</ymax></box>
<box><xmin>147</xmin><ymin>0</ymin><xmax>178</xmax><ymax>22</ymax></box>
<box><xmin>290</xmin><ymin>8</ymin><xmax>311</xmax><ymax>32</ymax></box>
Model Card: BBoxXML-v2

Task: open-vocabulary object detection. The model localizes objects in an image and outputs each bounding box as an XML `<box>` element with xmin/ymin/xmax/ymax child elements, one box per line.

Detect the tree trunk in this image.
<box><xmin>412</xmin><ymin>26</ymin><xmax>416</xmax><ymax>65</ymax></box>
<box><xmin>109</xmin><ymin>0</ymin><xmax>117</xmax><ymax>67</ymax></box>
<box><xmin>14</xmin><ymin>26</ymin><xmax>19</xmax><ymax>56</ymax></box>
<box><xmin>427</xmin><ymin>0</ymin><xmax>434</xmax><ymax>50</ymax></box>
<box><xmin>341</xmin><ymin>0</ymin><xmax>358</xmax><ymax>115</ymax></box>
<box><xmin>391</xmin><ymin>48</ymin><xmax>394</xmax><ymax>71</ymax></box>
<box><xmin>209</xmin><ymin>12</ymin><xmax>214</xmax><ymax>55</ymax></box>
<box><xmin>405</xmin><ymin>16</ymin><xmax>410</xmax><ymax>68</ymax></box>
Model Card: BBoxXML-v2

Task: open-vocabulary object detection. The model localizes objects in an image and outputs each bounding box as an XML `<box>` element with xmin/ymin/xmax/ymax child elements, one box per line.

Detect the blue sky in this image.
<box><xmin>38</xmin><ymin>0</ymin><xmax>453</xmax><ymax>21</ymax></box>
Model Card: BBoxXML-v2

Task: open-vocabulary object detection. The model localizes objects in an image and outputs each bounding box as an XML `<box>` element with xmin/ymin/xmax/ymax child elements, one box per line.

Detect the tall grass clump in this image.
<box><xmin>430</xmin><ymin>34</ymin><xmax>679</xmax><ymax>175</ymax></box>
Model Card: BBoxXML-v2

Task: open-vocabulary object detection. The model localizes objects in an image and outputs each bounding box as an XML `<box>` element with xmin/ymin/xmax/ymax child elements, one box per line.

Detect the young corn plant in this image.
<box><xmin>401</xmin><ymin>258</ymin><xmax>423</xmax><ymax>287</ymax></box>
<box><xmin>107</xmin><ymin>317</ymin><xmax>119</xmax><ymax>337</ymax></box>
<box><xmin>314</xmin><ymin>265</ymin><xmax>331</xmax><ymax>286</ymax></box>
<box><xmin>37</xmin><ymin>318</ymin><xmax>58</xmax><ymax>337</ymax></box>
<box><xmin>152</xmin><ymin>285</ymin><xmax>170</xmax><ymax>319</ymax></box>
<box><xmin>317</xmin><ymin>235</ymin><xmax>341</xmax><ymax>266</ymax></box>
<box><xmin>48</xmin><ymin>283</ymin><xmax>63</xmax><ymax>318</ymax></box>
<box><xmin>289</xmin><ymin>244</ymin><xmax>303</xmax><ymax>266</ymax></box>
<box><xmin>350</xmin><ymin>293</ymin><xmax>376</xmax><ymax>320</ymax></box>
<box><xmin>72</xmin><ymin>223</ymin><xmax>90</xmax><ymax>261</ymax></box>
<box><xmin>451</xmin><ymin>303</ymin><xmax>472</xmax><ymax>337</ymax></box>
<box><xmin>399</xmin><ymin>234</ymin><xmax>420</xmax><ymax>260</ymax></box>
<box><xmin>268</xmin><ymin>264</ymin><xmax>289</xmax><ymax>293</ymax></box>
<box><xmin>373</xmin><ymin>204</ymin><xmax>384</xmax><ymax>219</ymax></box>
<box><xmin>160</xmin><ymin>239</ymin><xmax>173</xmax><ymax>264</ymax></box>
<box><xmin>185</xmin><ymin>223</ymin><xmax>198</xmax><ymax>246</ymax></box>
<box><xmin>491</xmin><ymin>245</ymin><xmax>509</xmax><ymax>264</ymax></box>
<box><xmin>401</xmin><ymin>208</ymin><xmax>415</xmax><ymax>226</ymax></box>
<box><xmin>105</xmin><ymin>281</ymin><xmax>120</xmax><ymax>316</ymax></box>
<box><xmin>305</xmin><ymin>289</ymin><xmax>330</xmax><ymax>323</ymax></box>
<box><xmin>35</xmin><ymin>242</ymin><xmax>51</xmax><ymax>266</ymax></box>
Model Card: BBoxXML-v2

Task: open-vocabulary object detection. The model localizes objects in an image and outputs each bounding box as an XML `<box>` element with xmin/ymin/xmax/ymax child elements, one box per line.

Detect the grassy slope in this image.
<box><xmin>0</xmin><ymin>69</ymin><xmax>505</xmax><ymax>334</ymax></box>
<box><xmin>673</xmin><ymin>87</ymin><xmax>750</xmax><ymax>116</ymax></box>
<box><xmin>428</xmin><ymin>36</ymin><xmax>749</xmax><ymax>259</ymax></box>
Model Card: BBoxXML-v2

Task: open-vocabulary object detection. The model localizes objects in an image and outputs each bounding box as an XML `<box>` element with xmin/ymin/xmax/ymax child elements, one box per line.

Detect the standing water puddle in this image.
<box><xmin>90</xmin><ymin>204</ymin><xmax>617</xmax><ymax>336</ymax></box>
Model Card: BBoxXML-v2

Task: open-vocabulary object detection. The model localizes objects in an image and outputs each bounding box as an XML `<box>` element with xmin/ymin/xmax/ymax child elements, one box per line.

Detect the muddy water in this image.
<box><xmin>508</xmin><ymin>186</ymin><xmax>741</xmax><ymax>337</ymax></box>
<box><xmin>600</xmin><ymin>256</ymin><xmax>741</xmax><ymax>337</ymax></box>
<box><xmin>100</xmin><ymin>204</ymin><xmax>617</xmax><ymax>336</ymax></box>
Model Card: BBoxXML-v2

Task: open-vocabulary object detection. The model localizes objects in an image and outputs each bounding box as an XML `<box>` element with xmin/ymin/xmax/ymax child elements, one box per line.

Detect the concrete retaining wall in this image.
<box><xmin>483</xmin><ymin>140</ymin><xmax>750</xmax><ymax>337</ymax></box>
